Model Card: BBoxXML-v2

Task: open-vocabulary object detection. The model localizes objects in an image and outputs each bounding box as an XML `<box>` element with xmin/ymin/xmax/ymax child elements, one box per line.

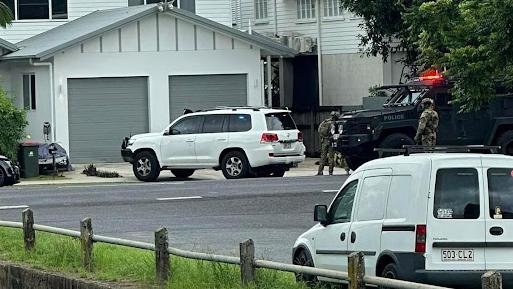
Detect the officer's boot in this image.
<box><xmin>317</xmin><ymin>165</ymin><xmax>324</xmax><ymax>176</ymax></box>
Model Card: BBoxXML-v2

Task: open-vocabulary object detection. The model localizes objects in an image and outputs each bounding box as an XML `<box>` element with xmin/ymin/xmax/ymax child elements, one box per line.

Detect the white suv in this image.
<box><xmin>121</xmin><ymin>107</ymin><xmax>306</xmax><ymax>181</ymax></box>
<box><xmin>293</xmin><ymin>152</ymin><xmax>513</xmax><ymax>289</ymax></box>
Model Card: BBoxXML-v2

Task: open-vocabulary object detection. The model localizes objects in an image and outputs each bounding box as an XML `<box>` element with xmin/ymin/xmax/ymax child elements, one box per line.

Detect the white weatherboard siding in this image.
<box><xmin>49</xmin><ymin>13</ymin><xmax>263</xmax><ymax>155</ymax></box>
<box><xmin>68</xmin><ymin>0</ymin><xmax>128</xmax><ymax>20</ymax></box>
<box><xmin>196</xmin><ymin>0</ymin><xmax>233</xmax><ymax>27</ymax></box>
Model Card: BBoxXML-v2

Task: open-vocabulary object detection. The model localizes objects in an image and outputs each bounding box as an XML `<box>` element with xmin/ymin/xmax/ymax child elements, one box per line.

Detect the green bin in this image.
<box><xmin>18</xmin><ymin>142</ymin><xmax>39</xmax><ymax>178</ymax></box>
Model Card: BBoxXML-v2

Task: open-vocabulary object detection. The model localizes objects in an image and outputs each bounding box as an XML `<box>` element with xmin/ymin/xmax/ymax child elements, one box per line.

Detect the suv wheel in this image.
<box><xmin>171</xmin><ymin>169</ymin><xmax>195</xmax><ymax>178</ymax></box>
<box><xmin>497</xmin><ymin>131</ymin><xmax>513</xmax><ymax>155</ymax></box>
<box><xmin>0</xmin><ymin>167</ymin><xmax>5</xmax><ymax>187</ymax></box>
<box><xmin>379</xmin><ymin>133</ymin><xmax>414</xmax><ymax>157</ymax></box>
<box><xmin>293</xmin><ymin>249</ymin><xmax>318</xmax><ymax>286</ymax></box>
<box><xmin>379</xmin><ymin>263</ymin><xmax>399</xmax><ymax>289</ymax></box>
<box><xmin>221</xmin><ymin>151</ymin><xmax>250</xmax><ymax>179</ymax></box>
<box><xmin>133</xmin><ymin>151</ymin><xmax>160</xmax><ymax>182</ymax></box>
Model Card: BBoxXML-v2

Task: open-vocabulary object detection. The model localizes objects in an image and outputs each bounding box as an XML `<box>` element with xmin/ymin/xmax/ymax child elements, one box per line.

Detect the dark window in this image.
<box><xmin>18</xmin><ymin>0</ymin><xmax>49</xmax><ymax>20</ymax></box>
<box><xmin>228</xmin><ymin>114</ymin><xmax>251</xmax><ymax>132</ymax></box>
<box><xmin>328</xmin><ymin>180</ymin><xmax>358</xmax><ymax>224</ymax></box>
<box><xmin>0</xmin><ymin>0</ymin><xmax>15</xmax><ymax>19</ymax></box>
<box><xmin>434</xmin><ymin>168</ymin><xmax>480</xmax><ymax>219</ymax></box>
<box><xmin>146</xmin><ymin>0</ymin><xmax>160</xmax><ymax>3</ymax></box>
<box><xmin>488</xmin><ymin>168</ymin><xmax>513</xmax><ymax>219</ymax></box>
<box><xmin>265</xmin><ymin>112</ymin><xmax>297</xmax><ymax>130</ymax></box>
<box><xmin>51</xmin><ymin>0</ymin><xmax>67</xmax><ymax>19</ymax></box>
<box><xmin>179</xmin><ymin>0</ymin><xmax>195</xmax><ymax>13</ymax></box>
<box><xmin>171</xmin><ymin>116</ymin><xmax>200</xmax><ymax>135</ymax></box>
<box><xmin>128</xmin><ymin>0</ymin><xmax>143</xmax><ymax>5</ymax></box>
<box><xmin>202</xmin><ymin>115</ymin><xmax>226</xmax><ymax>133</ymax></box>
<box><xmin>23</xmin><ymin>74</ymin><xmax>36</xmax><ymax>110</ymax></box>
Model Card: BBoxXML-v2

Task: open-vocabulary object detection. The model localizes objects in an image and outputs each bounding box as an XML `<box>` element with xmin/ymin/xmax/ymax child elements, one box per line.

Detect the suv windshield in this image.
<box><xmin>265</xmin><ymin>112</ymin><xmax>297</xmax><ymax>130</ymax></box>
<box><xmin>488</xmin><ymin>168</ymin><xmax>513</xmax><ymax>219</ymax></box>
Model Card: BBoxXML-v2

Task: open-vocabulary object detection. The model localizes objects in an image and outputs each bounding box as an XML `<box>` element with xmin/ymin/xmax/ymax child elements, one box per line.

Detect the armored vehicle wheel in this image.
<box><xmin>379</xmin><ymin>133</ymin><xmax>415</xmax><ymax>157</ymax></box>
<box><xmin>498</xmin><ymin>131</ymin><xmax>513</xmax><ymax>155</ymax></box>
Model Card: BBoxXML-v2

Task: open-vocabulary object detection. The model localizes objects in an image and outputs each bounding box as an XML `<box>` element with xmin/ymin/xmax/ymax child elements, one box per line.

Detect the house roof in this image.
<box><xmin>0</xmin><ymin>38</ymin><xmax>17</xmax><ymax>52</ymax></box>
<box><xmin>3</xmin><ymin>4</ymin><xmax>296</xmax><ymax>60</ymax></box>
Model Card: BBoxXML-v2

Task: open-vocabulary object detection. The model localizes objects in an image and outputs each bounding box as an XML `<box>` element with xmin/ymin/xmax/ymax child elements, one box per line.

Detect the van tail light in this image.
<box><xmin>261</xmin><ymin>133</ymin><xmax>279</xmax><ymax>143</ymax></box>
<box><xmin>298</xmin><ymin>131</ymin><xmax>304</xmax><ymax>142</ymax></box>
<box><xmin>415</xmin><ymin>224</ymin><xmax>427</xmax><ymax>253</ymax></box>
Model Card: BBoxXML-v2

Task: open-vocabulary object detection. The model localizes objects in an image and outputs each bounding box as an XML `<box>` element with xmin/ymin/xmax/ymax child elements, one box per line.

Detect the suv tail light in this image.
<box><xmin>261</xmin><ymin>133</ymin><xmax>279</xmax><ymax>143</ymax></box>
<box><xmin>415</xmin><ymin>224</ymin><xmax>427</xmax><ymax>253</ymax></box>
<box><xmin>298</xmin><ymin>131</ymin><xmax>303</xmax><ymax>142</ymax></box>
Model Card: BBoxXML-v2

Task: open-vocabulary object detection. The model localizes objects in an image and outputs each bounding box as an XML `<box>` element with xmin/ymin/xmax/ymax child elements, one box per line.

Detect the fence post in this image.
<box><xmin>482</xmin><ymin>271</ymin><xmax>502</xmax><ymax>289</ymax></box>
<box><xmin>240</xmin><ymin>239</ymin><xmax>255</xmax><ymax>285</ymax></box>
<box><xmin>22</xmin><ymin>208</ymin><xmax>35</xmax><ymax>251</ymax></box>
<box><xmin>80</xmin><ymin>218</ymin><xmax>94</xmax><ymax>271</ymax></box>
<box><xmin>155</xmin><ymin>227</ymin><xmax>170</xmax><ymax>286</ymax></box>
<box><xmin>348</xmin><ymin>252</ymin><xmax>365</xmax><ymax>289</ymax></box>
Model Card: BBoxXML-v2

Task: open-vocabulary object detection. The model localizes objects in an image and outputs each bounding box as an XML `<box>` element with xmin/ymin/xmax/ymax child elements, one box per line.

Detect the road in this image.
<box><xmin>0</xmin><ymin>175</ymin><xmax>347</xmax><ymax>263</ymax></box>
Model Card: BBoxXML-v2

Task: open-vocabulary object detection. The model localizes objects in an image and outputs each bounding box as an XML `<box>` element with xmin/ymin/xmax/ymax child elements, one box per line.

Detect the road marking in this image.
<box><xmin>0</xmin><ymin>205</ymin><xmax>29</xmax><ymax>210</ymax></box>
<box><xmin>322</xmin><ymin>190</ymin><xmax>339</xmax><ymax>193</ymax></box>
<box><xmin>156</xmin><ymin>196</ymin><xmax>203</xmax><ymax>201</ymax></box>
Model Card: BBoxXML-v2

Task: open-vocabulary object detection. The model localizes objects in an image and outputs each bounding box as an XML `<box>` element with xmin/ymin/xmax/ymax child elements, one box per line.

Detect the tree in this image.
<box><xmin>0</xmin><ymin>88</ymin><xmax>27</xmax><ymax>160</ymax></box>
<box><xmin>0</xmin><ymin>2</ymin><xmax>13</xmax><ymax>28</ymax></box>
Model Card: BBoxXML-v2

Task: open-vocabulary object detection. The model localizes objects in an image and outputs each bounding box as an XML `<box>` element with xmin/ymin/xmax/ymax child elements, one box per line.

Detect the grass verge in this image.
<box><xmin>0</xmin><ymin>227</ymin><xmax>315</xmax><ymax>289</ymax></box>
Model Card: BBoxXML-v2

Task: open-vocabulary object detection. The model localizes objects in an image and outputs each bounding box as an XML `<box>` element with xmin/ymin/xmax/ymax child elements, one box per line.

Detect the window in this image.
<box><xmin>434</xmin><ymin>168</ymin><xmax>480</xmax><ymax>219</ymax></box>
<box><xmin>228</xmin><ymin>114</ymin><xmax>252</xmax><ymax>132</ymax></box>
<box><xmin>202</xmin><ymin>115</ymin><xmax>226</xmax><ymax>133</ymax></box>
<box><xmin>297</xmin><ymin>0</ymin><xmax>315</xmax><ymax>20</ymax></box>
<box><xmin>254</xmin><ymin>0</ymin><xmax>268</xmax><ymax>20</ymax></box>
<box><xmin>128</xmin><ymin>0</ymin><xmax>194</xmax><ymax>12</ymax></box>
<box><xmin>488</xmin><ymin>168</ymin><xmax>513</xmax><ymax>219</ymax></box>
<box><xmin>328</xmin><ymin>180</ymin><xmax>358</xmax><ymax>224</ymax></box>
<box><xmin>323</xmin><ymin>0</ymin><xmax>343</xmax><ymax>18</ymax></box>
<box><xmin>171</xmin><ymin>116</ymin><xmax>201</xmax><ymax>135</ymax></box>
<box><xmin>1</xmin><ymin>0</ymin><xmax>68</xmax><ymax>20</ymax></box>
<box><xmin>265</xmin><ymin>113</ymin><xmax>297</xmax><ymax>131</ymax></box>
<box><xmin>356</xmin><ymin>176</ymin><xmax>390</xmax><ymax>221</ymax></box>
<box><xmin>23</xmin><ymin>74</ymin><xmax>36</xmax><ymax>110</ymax></box>
<box><xmin>386</xmin><ymin>175</ymin><xmax>414</xmax><ymax>219</ymax></box>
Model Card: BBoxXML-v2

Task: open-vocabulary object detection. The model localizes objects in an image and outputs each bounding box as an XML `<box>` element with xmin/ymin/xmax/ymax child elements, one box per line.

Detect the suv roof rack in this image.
<box><xmin>213</xmin><ymin>106</ymin><xmax>268</xmax><ymax>111</ymax></box>
<box><xmin>374</xmin><ymin>145</ymin><xmax>501</xmax><ymax>157</ymax></box>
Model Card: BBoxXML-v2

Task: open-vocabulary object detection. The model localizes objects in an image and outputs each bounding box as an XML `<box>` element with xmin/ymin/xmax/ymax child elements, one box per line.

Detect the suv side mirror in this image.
<box><xmin>314</xmin><ymin>205</ymin><xmax>328</xmax><ymax>226</ymax></box>
<box><xmin>163</xmin><ymin>129</ymin><xmax>170</xmax><ymax>136</ymax></box>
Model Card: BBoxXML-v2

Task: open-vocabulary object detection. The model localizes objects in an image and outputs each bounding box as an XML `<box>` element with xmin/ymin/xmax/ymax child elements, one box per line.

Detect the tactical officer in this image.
<box><xmin>415</xmin><ymin>98</ymin><xmax>439</xmax><ymax>146</ymax></box>
<box><xmin>317</xmin><ymin>111</ymin><xmax>339</xmax><ymax>175</ymax></box>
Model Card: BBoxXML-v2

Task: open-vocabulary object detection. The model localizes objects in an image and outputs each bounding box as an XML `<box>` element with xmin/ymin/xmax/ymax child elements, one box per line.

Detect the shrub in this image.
<box><xmin>0</xmin><ymin>87</ymin><xmax>27</xmax><ymax>161</ymax></box>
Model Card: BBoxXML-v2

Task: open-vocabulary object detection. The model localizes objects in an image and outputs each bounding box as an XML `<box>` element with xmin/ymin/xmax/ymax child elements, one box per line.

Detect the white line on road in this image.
<box><xmin>156</xmin><ymin>196</ymin><xmax>203</xmax><ymax>201</ymax></box>
<box><xmin>0</xmin><ymin>205</ymin><xmax>29</xmax><ymax>210</ymax></box>
<box><xmin>322</xmin><ymin>190</ymin><xmax>339</xmax><ymax>193</ymax></box>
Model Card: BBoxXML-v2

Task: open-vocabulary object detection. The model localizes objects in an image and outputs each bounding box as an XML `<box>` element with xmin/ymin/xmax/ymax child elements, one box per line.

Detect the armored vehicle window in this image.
<box><xmin>434</xmin><ymin>168</ymin><xmax>480</xmax><ymax>219</ymax></box>
<box><xmin>488</xmin><ymin>168</ymin><xmax>513</xmax><ymax>219</ymax></box>
<box><xmin>328</xmin><ymin>180</ymin><xmax>358</xmax><ymax>224</ymax></box>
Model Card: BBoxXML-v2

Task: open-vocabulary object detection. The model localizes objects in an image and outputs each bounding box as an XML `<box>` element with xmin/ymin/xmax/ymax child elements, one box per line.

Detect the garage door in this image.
<box><xmin>68</xmin><ymin>77</ymin><xmax>149</xmax><ymax>163</ymax></box>
<box><xmin>169</xmin><ymin>74</ymin><xmax>247</xmax><ymax>122</ymax></box>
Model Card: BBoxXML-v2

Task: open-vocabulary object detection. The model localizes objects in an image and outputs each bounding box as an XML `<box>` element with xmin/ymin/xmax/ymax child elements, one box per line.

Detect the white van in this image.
<box><xmin>293</xmin><ymin>153</ymin><xmax>513</xmax><ymax>288</ymax></box>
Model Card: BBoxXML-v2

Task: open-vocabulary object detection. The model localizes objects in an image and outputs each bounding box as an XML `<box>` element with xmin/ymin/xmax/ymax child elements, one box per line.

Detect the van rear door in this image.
<box><xmin>482</xmin><ymin>158</ymin><xmax>513</xmax><ymax>270</ymax></box>
<box><xmin>426</xmin><ymin>158</ymin><xmax>486</xmax><ymax>270</ymax></box>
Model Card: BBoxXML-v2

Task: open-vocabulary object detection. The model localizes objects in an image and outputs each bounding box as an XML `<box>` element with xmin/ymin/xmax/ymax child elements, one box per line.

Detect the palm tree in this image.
<box><xmin>0</xmin><ymin>2</ymin><xmax>13</xmax><ymax>28</ymax></box>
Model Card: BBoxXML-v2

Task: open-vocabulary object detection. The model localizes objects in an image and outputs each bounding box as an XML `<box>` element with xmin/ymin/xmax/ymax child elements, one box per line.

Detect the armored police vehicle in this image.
<box><xmin>335</xmin><ymin>73</ymin><xmax>513</xmax><ymax>170</ymax></box>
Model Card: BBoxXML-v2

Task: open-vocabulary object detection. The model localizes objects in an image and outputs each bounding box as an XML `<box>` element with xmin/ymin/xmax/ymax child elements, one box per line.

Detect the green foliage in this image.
<box><xmin>0</xmin><ymin>88</ymin><xmax>27</xmax><ymax>161</ymax></box>
<box><xmin>0</xmin><ymin>2</ymin><xmax>13</xmax><ymax>28</ymax></box>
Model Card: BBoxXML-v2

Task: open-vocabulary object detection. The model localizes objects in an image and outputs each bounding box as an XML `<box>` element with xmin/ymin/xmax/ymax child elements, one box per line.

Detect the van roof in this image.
<box><xmin>357</xmin><ymin>153</ymin><xmax>513</xmax><ymax>172</ymax></box>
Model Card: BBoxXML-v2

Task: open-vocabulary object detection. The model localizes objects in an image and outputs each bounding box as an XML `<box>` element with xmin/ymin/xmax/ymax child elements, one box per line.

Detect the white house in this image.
<box><xmin>0</xmin><ymin>4</ymin><xmax>295</xmax><ymax>163</ymax></box>
<box><xmin>231</xmin><ymin>0</ymin><xmax>405</xmax><ymax>107</ymax></box>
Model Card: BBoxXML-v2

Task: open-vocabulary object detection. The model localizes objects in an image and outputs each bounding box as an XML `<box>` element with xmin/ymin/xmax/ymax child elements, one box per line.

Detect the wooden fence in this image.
<box><xmin>0</xmin><ymin>209</ymin><xmax>503</xmax><ymax>289</ymax></box>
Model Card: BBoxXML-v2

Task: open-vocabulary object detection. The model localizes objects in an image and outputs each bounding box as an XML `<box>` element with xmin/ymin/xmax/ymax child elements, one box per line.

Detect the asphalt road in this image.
<box><xmin>0</xmin><ymin>175</ymin><xmax>347</xmax><ymax>263</ymax></box>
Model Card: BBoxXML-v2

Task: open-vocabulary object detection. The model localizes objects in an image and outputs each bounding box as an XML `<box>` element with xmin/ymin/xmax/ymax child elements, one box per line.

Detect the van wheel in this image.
<box><xmin>379</xmin><ymin>133</ymin><xmax>414</xmax><ymax>157</ymax></box>
<box><xmin>133</xmin><ymin>151</ymin><xmax>160</xmax><ymax>182</ymax></box>
<box><xmin>497</xmin><ymin>131</ymin><xmax>513</xmax><ymax>155</ymax></box>
<box><xmin>293</xmin><ymin>249</ymin><xmax>318</xmax><ymax>286</ymax></box>
<box><xmin>171</xmin><ymin>169</ymin><xmax>195</xmax><ymax>178</ymax></box>
<box><xmin>221</xmin><ymin>151</ymin><xmax>250</xmax><ymax>179</ymax></box>
<box><xmin>379</xmin><ymin>263</ymin><xmax>400</xmax><ymax>289</ymax></box>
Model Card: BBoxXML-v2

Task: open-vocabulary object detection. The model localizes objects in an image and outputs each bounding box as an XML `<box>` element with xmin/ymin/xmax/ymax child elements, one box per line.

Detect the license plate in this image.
<box><xmin>283</xmin><ymin>143</ymin><xmax>291</xmax><ymax>149</ymax></box>
<box><xmin>441</xmin><ymin>249</ymin><xmax>474</xmax><ymax>262</ymax></box>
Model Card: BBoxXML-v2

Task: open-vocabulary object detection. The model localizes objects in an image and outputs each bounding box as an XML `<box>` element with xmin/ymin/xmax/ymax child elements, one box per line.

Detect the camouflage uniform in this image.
<box><xmin>317</xmin><ymin>112</ymin><xmax>338</xmax><ymax>175</ymax></box>
<box><xmin>415</xmin><ymin>99</ymin><xmax>439</xmax><ymax>146</ymax></box>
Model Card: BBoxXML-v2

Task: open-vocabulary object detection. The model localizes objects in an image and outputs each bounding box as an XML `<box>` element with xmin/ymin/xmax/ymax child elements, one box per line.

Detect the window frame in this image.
<box><xmin>296</xmin><ymin>0</ymin><xmax>316</xmax><ymax>21</ymax></box>
<box><xmin>322</xmin><ymin>0</ymin><xmax>344</xmax><ymax>20</ymax></box>
<box><xmin>254</xmin><ymin>0</ymin><xmax>268</xmax><ymax>21</ymax></box>
<box><xmin>327</xmin><ymin>180</ymin><xmax>359</xmax><ymax>225</ymax></box>
<box><xmin>22</xmin><ymin>74</ymin><xmax>36</xmax><ymax>111</ymax></box>
<box><xmin>3</xmin><ymin>0</ymin><xmax>68</xmax><ymax>21</ymax></box>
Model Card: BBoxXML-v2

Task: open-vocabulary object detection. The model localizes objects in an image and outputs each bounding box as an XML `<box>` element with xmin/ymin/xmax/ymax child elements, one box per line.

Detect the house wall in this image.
<box><xmin>45</xmin><ymin>12</ymin><xmax>264</xmax><ymax>153</ymax></box>
<box><xmin>195</xmin><ymin>0</ymin><xmax>233</xmax><ymax>27</ymax></box>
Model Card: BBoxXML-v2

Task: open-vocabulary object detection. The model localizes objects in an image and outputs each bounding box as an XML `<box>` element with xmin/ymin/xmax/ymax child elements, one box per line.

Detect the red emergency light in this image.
<box><xmin>419</xmin><ymin>69</ymin><xmax>444</xmax><ymax>81</ymax></box>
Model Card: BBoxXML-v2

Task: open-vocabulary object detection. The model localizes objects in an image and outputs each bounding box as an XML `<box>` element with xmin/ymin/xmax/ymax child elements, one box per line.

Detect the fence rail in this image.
<box><xmin>0</xmin><ymin>210</ymin><xmax>503</xmax><ymax>289</ymax></box>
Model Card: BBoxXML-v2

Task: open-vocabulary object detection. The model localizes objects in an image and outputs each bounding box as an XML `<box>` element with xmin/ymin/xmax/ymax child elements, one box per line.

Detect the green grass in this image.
<box><xmin>0</xmin><ymin>228</ymin><xmax>314</xmax><ymax>289</ymax></box>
